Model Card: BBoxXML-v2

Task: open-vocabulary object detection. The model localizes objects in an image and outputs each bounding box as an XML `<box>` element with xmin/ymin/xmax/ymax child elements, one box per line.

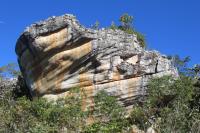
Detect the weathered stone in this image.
<box><xmin>15</xmin><ymin>14</ymin><xmax>178</xmax><ymax>109</ymax></box>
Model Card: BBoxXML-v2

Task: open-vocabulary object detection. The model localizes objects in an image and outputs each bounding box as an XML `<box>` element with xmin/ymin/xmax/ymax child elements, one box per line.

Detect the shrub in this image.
<box><xmin>1</xmin><ymin>62</ymin><xmax>199</xmax><ymax>132</ymax></box>
<box><xmin>91</xmin><ymin>21</ymin><xmax>100</xmax><ymax>30</ymax></box>
<box><xmin>133</xmin><ymin>31</ymin><xmax>146</xmax><ymax>48</ymax></box>
<box><xmin>109</xmin><ymin>13</ymin><xmax>146</xmax><ymax>48</ymax></box>
<box><xmin>0</xmin><ymin>86</ymin><xmax>130</xmax><ymax>133</ymax></box>
<box><xmin>0</xmin><ymin>87</ymin><xmax>87</xmax><ymax>132</ymax></box>
<box><xmin>0</xmin><ymin>63</ymin><xmax>21</xmax><ymax>79</ymax></box>
<box><xmin>83</xmin><ymin>91</ymin><xmax>130</xmax><ymax>133</ymax></box>
<box><xmin>130</xmin><ymin>75</ymin><xmax>200</xmax><ymax>132</ymax></box>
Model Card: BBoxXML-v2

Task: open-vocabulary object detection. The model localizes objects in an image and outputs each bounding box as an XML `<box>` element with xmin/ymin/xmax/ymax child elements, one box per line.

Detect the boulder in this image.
<box><xmin>16</xmin><ymin>14</ymin><xmax>178</xmax><ymax>109</ymax></box>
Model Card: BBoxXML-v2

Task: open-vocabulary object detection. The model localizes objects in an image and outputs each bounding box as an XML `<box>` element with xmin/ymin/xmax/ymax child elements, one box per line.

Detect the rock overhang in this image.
<box><xmin>15</xmin><ymin>13</ymin><xmax>178</xmax><ymax>109</ymax></box>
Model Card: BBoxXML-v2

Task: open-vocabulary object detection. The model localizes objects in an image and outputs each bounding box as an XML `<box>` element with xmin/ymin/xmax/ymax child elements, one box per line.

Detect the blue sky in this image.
<box><xmin>0</xmin><ymin>0</ymin><xmax>199</xmax><ymax>67</ymax></box>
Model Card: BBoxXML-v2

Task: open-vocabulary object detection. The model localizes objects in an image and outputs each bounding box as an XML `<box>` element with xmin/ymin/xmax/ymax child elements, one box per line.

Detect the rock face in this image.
<box><xmin>16</xmin><ymin>14</ymin><xmax>178</xmax><ymax>109</ymax></box>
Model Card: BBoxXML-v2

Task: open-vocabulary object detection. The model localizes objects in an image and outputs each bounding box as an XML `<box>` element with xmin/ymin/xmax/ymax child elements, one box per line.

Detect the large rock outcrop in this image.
<box><xmin>16</xmin><ymin>14</ymin><xmax>178</xmax><ymax>109</ymax></box>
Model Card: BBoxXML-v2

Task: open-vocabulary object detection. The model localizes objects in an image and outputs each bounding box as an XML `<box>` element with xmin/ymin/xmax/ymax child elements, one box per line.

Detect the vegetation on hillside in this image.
<box><xmin>130</xmin><ymin>56</ymin><xmax>200</xmax><ymax>132</ymax></box>
<box><xmin>0</xmin><ymin>66</ymin><xmax>130</xmax><ymax>132</ymax></box>
<box><xmin>0</xmin><ymin>85</ymin><xmax>130</xmax><ymax>132</ymax></box>
<box><xmin>0</xmin><ymin>56</ymin><xmax>199</xmax><ymax>132</ymax></box>
<box><xmin>0</xmin><ymin>63</ymin><xmax>20</xmax><ymax>79</ymax></box>
<box><xmin>130</xmin><ymin>75</ymin><xmax>200</xmax><ymax>132</ymax></box>
<box><xmin>0</xmin><ymin>16</ymin><xmax>199</xmax><ymax>131</ymax></box>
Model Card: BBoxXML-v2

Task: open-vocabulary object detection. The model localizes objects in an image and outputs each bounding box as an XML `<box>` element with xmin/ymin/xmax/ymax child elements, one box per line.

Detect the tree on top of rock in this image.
<box><xmin>111</xmin><ymin>13</ymin><xmax>146</xmax><ymax>48</ymax></box>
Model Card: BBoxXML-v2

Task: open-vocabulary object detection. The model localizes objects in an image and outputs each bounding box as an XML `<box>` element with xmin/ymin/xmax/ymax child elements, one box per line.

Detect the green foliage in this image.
<box><xmin>131</xmin><ymin>55</ymin><xmax>200</xmax><ymax>132</ymax></box>
<box><xmin>169</xmin><ymin>55</ymin><xmax>200</xmax><ymax>78</ymax></box>
<box><xmin>91</xmin><ymin>20</ymin><xmax>100</xmax><ymax>30</ymax></box>
<box><xmin>93</xmin><ymin>91</ymin><xmax>125</xmax><ymax>121</ymax></box>
<box><xmin>110</xmin><ymin>21</ymin><xmax>117</xmax><ymax>30</ymax></box>
<box><xmin>119</xmin><ymin>13</ymin><xmax>133</xmax><ymax>25</ymax></box>
<box><xmin>0</xmin><ymin>87</ymin><xmax>130</xmax><ymax>133</ymax></box>
<box><xmin>130</xmin><ymin>105</ymin><xmax>149</xmax><ymax>130</ymax></box>
<box><xmin>130</xmin><ymin>75</ymin><xmax>200</xmax><ymax>132</ymax></box>
<box><xmin>119</xmin><ymin>13</ymin><xmax>133</xmax><ymax>31</ymax></box>
<box><xmin>109</xmin><ymin>13</ymin><xmax>146</xmax><ymax>48</ymax></box>
<box><xmin>1</xmin><ymin>61</ymin><xmax>199</xmax><ymax>132</ymax></box>
<box><xmin>189</xmin><ymin>64</ymin><xmax>200</xmax><ymax>79</ymax></box>
<box><xmin>84</xmin><ymin>91</ymin><xmax>129</xmax><ymax>133</ymax></box>
<box><xmin>84</xmin><ymin>120</ymin><xmax>129</xmax><ymax>133</ymax></box>
<box><xmin>0</xmin><ymin>63</ymin><xmax>21</xmax><ymax>79</ymax></box>
<box><xmin>168</xmin><ymin>55</ymin><xmax>191</xmax><ymax>76</ymax></box>
<box><xmin>0</xmin><ymin>88</ymin><xmax>87</xmax><ymax>132</ymax></box>
<box><xmin>134</xmin><ymin>31</ymin><xmax>146</xmax><ymax>48</ymax></box>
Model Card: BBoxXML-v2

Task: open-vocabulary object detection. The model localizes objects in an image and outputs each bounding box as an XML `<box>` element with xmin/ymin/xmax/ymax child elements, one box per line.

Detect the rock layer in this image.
<box><xmin>16</xmin><ymin>14</ymin><xmax>178</xmax><ymax>109</ymax></box>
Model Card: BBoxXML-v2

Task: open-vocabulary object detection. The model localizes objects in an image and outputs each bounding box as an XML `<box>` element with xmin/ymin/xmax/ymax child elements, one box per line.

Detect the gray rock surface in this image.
<box><xmin>15</xmin><ymin>14</ymin><xmax>178</xmax><ymax>109</ymax></box>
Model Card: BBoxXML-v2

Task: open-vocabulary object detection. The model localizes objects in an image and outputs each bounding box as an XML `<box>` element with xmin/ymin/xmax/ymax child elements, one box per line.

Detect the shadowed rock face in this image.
<box><xmin>16</xmin><ymin>14</ymin><xmax>178</xmax><ymax>109</ymax></box>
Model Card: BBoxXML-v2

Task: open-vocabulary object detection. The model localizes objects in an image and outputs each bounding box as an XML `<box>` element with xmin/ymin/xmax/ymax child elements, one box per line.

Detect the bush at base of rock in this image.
<box><xmin>130</xmin><ymin>75</ymin><xmax>200</xmax><ymax>133</ymax></box>
<box><xmin>0</xmin><ymin>87</ymin><xmax>131</xmax><ymax>133</ymax></box>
